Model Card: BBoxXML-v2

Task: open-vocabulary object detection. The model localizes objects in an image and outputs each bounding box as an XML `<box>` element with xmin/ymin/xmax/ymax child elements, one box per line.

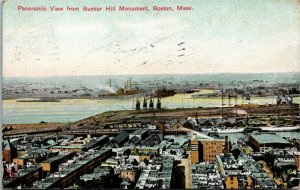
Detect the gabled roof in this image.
<box><xmin>112</xmin><ymin>131</ymin><xmax>129</xmax><ymax>145</ymax></box>
<box><xmin>130</xmin><ymin>136</ymin><xmax>141</xmax><ymax>145</ymax></box>
<box><xmin>196</xmin><ymin>118</ymin><xmax>211</xmax><ymax>125</ymax></box>
<box><xmin>179</xmin><ymin>118</ymin><xmax>187</xmax><ymax>125</ymax></box>
<box><xmin>169</xmin><ymin>119</ymin><xmax>178</xmax><ymax>126</ymax></box>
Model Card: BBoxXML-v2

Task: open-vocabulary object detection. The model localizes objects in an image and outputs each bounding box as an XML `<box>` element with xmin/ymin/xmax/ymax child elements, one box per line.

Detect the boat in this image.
<box><xmin>191</xmin><ymin>92</ymin><xmax>219</xmax><ymax>98</ymax></box>
<box><xmin>154</xmin><ymin>86</ymin><xmax>176</xmax><ymax>97</ymax></box>
<box><xmin>260</xmin><ymin>126</ymin><xmax>300</xmax><ymax>132</ymax></box>
<box><xmin>216</xmin><ymin>128</ymin><xmax>244</xmax><ymax>134</ymax></box>
<box><xmin>200</xmin><ymin>127</ymin><xmax>244</xmax><ymax>133</ymax></box>
<box><xmin>244</xmin><ymin>127</ymin><xmax>262</xmax><ymax>133</ymax></box>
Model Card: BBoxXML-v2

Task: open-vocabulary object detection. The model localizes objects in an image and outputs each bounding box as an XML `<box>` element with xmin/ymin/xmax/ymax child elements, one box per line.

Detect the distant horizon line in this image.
<box><xmin>3</xmin><ymin>71</ymin><xmax>300</xmax><ymax>78</ymax></box>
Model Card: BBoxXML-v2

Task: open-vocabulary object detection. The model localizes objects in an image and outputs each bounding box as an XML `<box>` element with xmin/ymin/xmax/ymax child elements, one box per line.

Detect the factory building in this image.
<box><xmin>41</xmin><ymin>152</ymin><xmax>76</xmax><ymax>173</ymax></box>
<box><xmin>110</xmin><ymin>131</ymin><xmax>130</xmax><ymax>148</ymax></box>
<box><xmin>191</xmin><ymin>134</ymin><xmax>230</xmax><ymax>164</ymax></box>
<box><xmin>249</xmin><ymin>133</ymin><xmax>292</xmax><ymax>152</ymax></box>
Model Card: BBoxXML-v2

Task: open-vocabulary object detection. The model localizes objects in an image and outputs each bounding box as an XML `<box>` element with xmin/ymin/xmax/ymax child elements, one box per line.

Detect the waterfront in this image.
<box><xmin>3</xmin><ymin>95</ymin><xmax>300</xmax><ymax>124</ymax></box>
<box><xmin>166</xmin><ymin>131</ymin><xmax>300</xmax><ymax>145</ymax></box>
<box><xmin>220</xmin><ymin>131</ymin><xmax>300</xmax><ymax>143</ymax></box>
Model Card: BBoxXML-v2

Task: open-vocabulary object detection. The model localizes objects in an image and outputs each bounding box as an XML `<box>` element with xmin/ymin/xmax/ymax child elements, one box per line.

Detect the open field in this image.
<box><xmin>75</xmin><ymin>103</ymin><xmax>299</xmax><ymax>126</ymax></box>
<box><xmin>3</xmin><ymin>103</ymin><xmax>299</xmax><ymax>136</ymax></box>
<box><xmin>3</xmin><ymin>123</ymin><xmax>65</xmax><ymax>136</ymax></box>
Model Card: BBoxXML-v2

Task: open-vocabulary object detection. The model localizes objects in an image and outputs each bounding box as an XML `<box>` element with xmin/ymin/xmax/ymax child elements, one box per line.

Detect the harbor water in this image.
<box><xmin>3</xmin><ymin>96</ymin><xmax>300</xmax><ymax>124</ymax></box>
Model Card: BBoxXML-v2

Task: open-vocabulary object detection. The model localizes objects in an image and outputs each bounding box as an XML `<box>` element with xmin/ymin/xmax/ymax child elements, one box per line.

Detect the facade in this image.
<box><xmin>199</xmin><ymin>138</ymin><xmax>227</xmax><ymax>163</ymax></box>
<box><xmin>294</xmin><ymin>151</ymin><xmax>300</xmax><ymax>171</ymax></box>
<box><xmin>224</xmin><ymin>175</ymin><xmax>239</xmax><ymax>189</ymax></box>
<box><xmin>13</xmin><ymin>158</ymin><xmax>26</xmax><ymax>167</ymax></box>
<box><xmin>41</xmin><ymin>153</ymin><xmax>75</xmax><ymax>173</ymax></box>
<box><xmin>129</xmin><ymin>129</ymin><xmax>149</xmax><ymax>140</ymax></box>
<box><xmin>191</xmin><ymin>135</ymin><xmax>230</xmax><ymax>163</ymax></box>
<box><xmin>120</xmin><ymin>169</ymin><xmax>138</xmax><ymax>183</ymax></box>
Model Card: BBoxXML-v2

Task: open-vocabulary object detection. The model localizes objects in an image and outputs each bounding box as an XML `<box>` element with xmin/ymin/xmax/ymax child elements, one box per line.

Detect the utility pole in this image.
<box><xmin>235</xmin><ymin>88</ymin><xmax>237</xmax><ymax>119</ymax></box>
<box><xmin>276</xmin><ymin>89</ymin><xmax>279</xmax><ymax>127</ymax></box>
<box><xmin>221</xmin><ymin>89</ymin><xmax>224</xmax><ymax>123</ymax></box>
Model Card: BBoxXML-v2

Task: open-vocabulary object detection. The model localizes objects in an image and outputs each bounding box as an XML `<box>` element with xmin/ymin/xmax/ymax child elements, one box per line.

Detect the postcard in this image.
<box><xmin>2</xmin><ymin>0</ymin><xmax>300</xmax><ymax>189</ymax></box>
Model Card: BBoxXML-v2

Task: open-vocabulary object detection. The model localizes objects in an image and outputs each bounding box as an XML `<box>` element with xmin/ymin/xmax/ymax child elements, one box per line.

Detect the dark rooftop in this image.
<box><xmin>112</xmin><ymin>131</ymin><xmax>129</xmax><ymax>145</ymax></box>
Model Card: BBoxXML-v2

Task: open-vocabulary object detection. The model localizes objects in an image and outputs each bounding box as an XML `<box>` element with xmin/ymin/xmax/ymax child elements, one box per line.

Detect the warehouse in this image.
<box><xmin>249</xmin><ymin>133</ymin><xmax>291</xmax><ymax>152</ymax></box>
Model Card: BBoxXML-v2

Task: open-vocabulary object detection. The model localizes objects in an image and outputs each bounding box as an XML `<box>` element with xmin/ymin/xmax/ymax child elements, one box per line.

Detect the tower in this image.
<box><xmin>2</xmin><ymin>139</ymin><xmax>17</xmax><ymax>162</ymax></box>
<box><xmin>191</xmin><ymin>133</ymin><xmax>199</xmax><ymax>164</ymax></box>
<box><xmin>223</xmin><ymin>136</ymin><xmax>230</xmax><ymax>155</ymax></box>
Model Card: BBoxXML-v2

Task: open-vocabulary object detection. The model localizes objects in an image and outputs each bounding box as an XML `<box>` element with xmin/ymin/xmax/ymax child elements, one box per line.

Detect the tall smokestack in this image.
<box><xmin>224</xmin><ymin>135</ymin><xmax>230</xmax><ymax>155</ymax></box>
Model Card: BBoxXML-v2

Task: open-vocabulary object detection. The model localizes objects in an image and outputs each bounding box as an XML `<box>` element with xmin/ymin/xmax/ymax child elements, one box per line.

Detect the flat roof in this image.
<box><xmin>250</xmin><ymin>133</ymin><xmax>290</xmax><ymax>145</ymax></box>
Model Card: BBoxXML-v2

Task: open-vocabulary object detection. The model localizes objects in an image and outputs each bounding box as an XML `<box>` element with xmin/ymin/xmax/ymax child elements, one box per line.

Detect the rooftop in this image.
<box><xmin>130</xmin><ymin>129</ymin><xmax>148</xmax><ymax>136</ymax></box>
<box><xmin>250</xmin><ymin>133</ymin><xmax>290</xmax><ymax>144</ymax></box>
<box><xmin>83</xmin><ymin>135</ymin><xmax>108</xmax><ymax>150</ymax></box>
<box><xmin>112</xmin><ymin>131</ymin><xmax>129</xmax><ymax>145</ymax></box>
<box><xmin>41</xmin><ymin>153</ymin><xmax>69</xmax><ymax>164</ymax></box>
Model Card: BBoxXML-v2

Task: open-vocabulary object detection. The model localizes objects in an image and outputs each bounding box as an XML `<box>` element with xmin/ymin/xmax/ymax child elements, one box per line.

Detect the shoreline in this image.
<box><xmin>3</xmin><ymin>94</ymin><xmax>300</xmax><ymax>101</ymax></box>
<box><xmin>3</xmin><ymin>103</ymin><xmax>299</xmax><ymax>136</ymax></box>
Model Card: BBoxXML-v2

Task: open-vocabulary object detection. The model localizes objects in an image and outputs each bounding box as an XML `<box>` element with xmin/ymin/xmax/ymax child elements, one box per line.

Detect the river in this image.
<box><xmin>2</xmin><ymin>95</ymin><xmax>300</xmax><ymax>124</ymax></box>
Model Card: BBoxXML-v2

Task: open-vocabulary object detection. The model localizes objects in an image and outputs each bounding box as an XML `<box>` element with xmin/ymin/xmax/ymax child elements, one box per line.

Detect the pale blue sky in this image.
<box><xmin>3</xmin><ymin>0</ymin><xmax>300</xmax><ymax>77</ymax></box>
